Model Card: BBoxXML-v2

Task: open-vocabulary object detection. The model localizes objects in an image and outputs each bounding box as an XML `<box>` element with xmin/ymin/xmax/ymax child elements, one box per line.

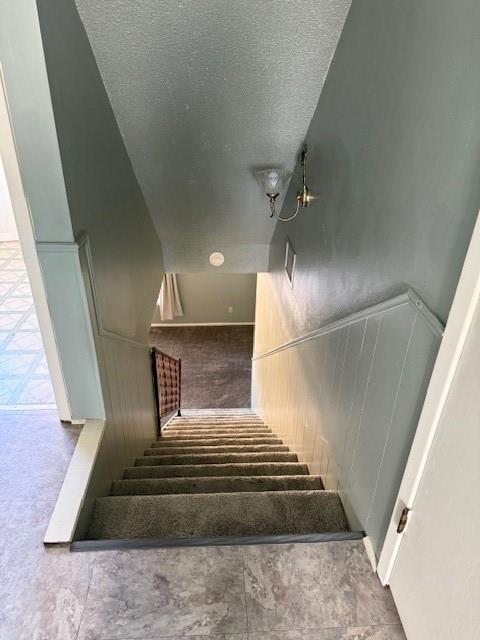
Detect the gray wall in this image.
<box><xmin>269</xmin><ymin>0</ymin><xmax>480</xmax><ymax>336</ymax></box>
<box><xmin>253</xmin><ymin>0</ymin><xmax>480</xmax><ymax>552</ymax></box>
<box><xmin>35</xmin><ymin>0</ymin><xmax>166</xmax><ymax>533</ymax></box>
<box><xmin>0</xmin><ymin>0</ymin><xmax>105</xmax><ymax>419</ymax></box>
<box><xmin>37</xmin><ymin>0</ymin><xmax>163</xmax><ymax>344</ymax></box>
<box><xmin>0</xmin><ymin>1</ymin><xmax>73</xmax><ymax>243</ymax></box>
<box><xmin>152</xmin><ymin>273</ymin><xmax>256</xmax><ymax>325</ymax></box>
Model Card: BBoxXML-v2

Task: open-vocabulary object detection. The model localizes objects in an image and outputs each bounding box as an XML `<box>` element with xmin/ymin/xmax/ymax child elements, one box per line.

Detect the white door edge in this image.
<box><xmin>0</xmin><ymin>67</ymin><xmax>72</xmax><ymax>421</ymax></box>
<box><xmin>377</xmin><ymin>208</ymin><xmax>480</xmax><ymax>584</ymax></box>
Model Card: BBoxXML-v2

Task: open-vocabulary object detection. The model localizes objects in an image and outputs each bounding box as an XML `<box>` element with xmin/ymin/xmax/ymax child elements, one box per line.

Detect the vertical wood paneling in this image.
<box><xmin>252</xmin><ymin>275</ymin><xmax>442</xmax><ymax>556</ymax></box>
<box><xmin>73</xmin><ymin>244</ymin><xmax>158</xmax><ymax>538</ymax></box>
<box><xmin>75</xmin><ymin>336</ymin><xmax>157</xmax><ymax>539</ymax></box>
<box><xmin>365</xmin><ymin>312</ymin><xmax>440</xmax><ymax>552</ymax></box>
<box><xmin>348</xmin><ymin>307</ymin><xmax>416</xmax><ymax>526</ymax></box>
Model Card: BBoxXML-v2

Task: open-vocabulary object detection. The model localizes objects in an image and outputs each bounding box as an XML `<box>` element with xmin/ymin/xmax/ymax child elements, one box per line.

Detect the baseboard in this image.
<box><xmin>70</xmin><ymin>530</ymin><xmax>365</xmax><ymax>552</ymax></box>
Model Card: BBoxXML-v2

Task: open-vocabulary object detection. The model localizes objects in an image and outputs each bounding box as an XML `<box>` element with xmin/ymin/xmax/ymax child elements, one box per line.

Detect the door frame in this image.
<box><xmin>377</xmin><ymin>207</ymin><xmax>480</xmax><ymax>584</ymax></box>
<box><xmin>0</xmin><ymin>66</ymin><xmax>71</xmax><ymax>420</ymax></box>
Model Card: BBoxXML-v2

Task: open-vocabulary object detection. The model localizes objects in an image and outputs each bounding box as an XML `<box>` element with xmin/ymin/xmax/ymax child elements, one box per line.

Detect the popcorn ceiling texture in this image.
<box><xmin>74</xmin><ymin>0</ymin><xmax>351</xmax><ymax>271</ymax></box>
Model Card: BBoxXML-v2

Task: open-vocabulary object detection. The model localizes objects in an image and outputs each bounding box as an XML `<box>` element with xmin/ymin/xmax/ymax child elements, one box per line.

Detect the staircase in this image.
<box><xmin>87</xmin><ymin>411</ymin><xmax>350</xmax><ymax>541</ymax></box>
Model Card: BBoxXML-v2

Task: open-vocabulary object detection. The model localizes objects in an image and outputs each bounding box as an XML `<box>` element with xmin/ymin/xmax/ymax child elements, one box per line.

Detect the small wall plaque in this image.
<box><xmin>284</xmin><ymin>238</ymin><xmax>296</xmax><ymax>288</ymax></box>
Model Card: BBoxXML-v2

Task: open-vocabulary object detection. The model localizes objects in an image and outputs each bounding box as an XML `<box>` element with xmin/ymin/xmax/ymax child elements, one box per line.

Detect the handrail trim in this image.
<box><xmin>252</xmin><ymin>288</ymin><xmax>443</xmax><ymax>362</ymax></box>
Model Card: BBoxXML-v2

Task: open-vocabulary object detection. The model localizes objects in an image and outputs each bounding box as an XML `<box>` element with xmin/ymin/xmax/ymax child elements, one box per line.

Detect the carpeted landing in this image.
<box><xmin>87</xmin><ymin>411</ymin><xmax>349</xmax><ymax>541</ymax></box>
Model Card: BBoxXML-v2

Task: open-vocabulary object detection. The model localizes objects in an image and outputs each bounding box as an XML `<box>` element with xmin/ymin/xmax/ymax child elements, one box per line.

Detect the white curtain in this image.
<box><xmin>157</xmin><ymin>273</ymin><xmax>184</xmax><ymax>321</ymax></box>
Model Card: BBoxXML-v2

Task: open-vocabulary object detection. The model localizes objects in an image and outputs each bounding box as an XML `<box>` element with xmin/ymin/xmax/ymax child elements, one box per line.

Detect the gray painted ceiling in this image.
<box><xmin>74</xmin><ymin>0</ymin><xmax>351</xmax><ymax>271</ymax></box>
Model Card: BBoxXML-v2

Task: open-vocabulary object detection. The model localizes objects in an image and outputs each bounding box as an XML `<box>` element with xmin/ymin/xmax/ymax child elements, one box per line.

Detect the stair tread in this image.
<box><xmin>112</xmin><ymin>475</ymin><xmax>325</xmax><ymax>495</ymax></box>
<box><xmin>159</xmin><ymin>432</ymin><xmax>278</xmax><ymax>441</ymax></box>
<box><xmin>170</xmin><ymin>418</ymin><xmax>262</xmax><ymax>423</ymax></box>
<box><xmin>135</xmin><ymin>451</ymin><xmax>298</xmax><ymax>466</ymax></box>
<box><xmin>152</xmin><ymin>437</ymin><xmax>282</xmax><ymax>447</ymax></box>
<box><xmin>162</xmin><ymin>425</ymin><xmax>272</xmax><ymax>433</ymax></box>
<box><xmin>161</xmin><ymin>429</ymin><xmax>275</xmax><ymax>438</ymax></box>
<box><xmin>166</xmin><ymin>419</ymin><xmax>264</xmax><ymax>424</ymax></box>
<box><xmin>144</xmin><ymin>444</ymin><xmax>289</xmax><ymax>455</ymax></box>
<box><xmin>124</xmin><ymin>462</ymin><xmax>309</xmax><ymax>479</ymax></box>
<box><xmin>87</xmin><ymin>491</ymin><xmax>348</xmax><ymax>539</ymax></box>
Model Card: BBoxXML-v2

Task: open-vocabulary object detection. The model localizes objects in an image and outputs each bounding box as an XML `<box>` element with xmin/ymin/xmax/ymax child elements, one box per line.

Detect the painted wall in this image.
<box><xmin>35</xmin><ymin>0</ymin><xmax>165</xmax><ymax>527</ymax></box>
<box><xmin>152</xmin><ymin>273</ymin><xmax>256</xmax><ymax>325</ymax></box>
<box><xmin>0</xmin><ymin>0</ymin><xmax>104</xmax><ymax>419</ymax></box>
<box><xmin>0</xmin><ymin>1</ymin><xmax>74</xmax><ymax>243</ymax></box>
<box><xmin>266</xmin><ymin>0</ymin><xmax>480</xmax><ymax>349</ymax></box>
<box><xmin>37</xmin><ymin>0</ymin><xmax>163</xmax><ymax>345</ymax></box>
<box><xmin>253</xmin><ymin>0</ymin><xmax>480</xmax><ymax>554</ymax></box>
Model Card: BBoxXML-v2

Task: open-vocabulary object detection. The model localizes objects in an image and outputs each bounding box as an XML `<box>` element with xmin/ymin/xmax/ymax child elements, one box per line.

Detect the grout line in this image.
<box><xmin>74</xmin><ymin>554</ymin><xmax>98</xmax><ymax>640</ymax></box>
<box><xmin>0</xmin><ymin>403</ymin><xmax>57</xmax><ymax>411</ymax></box>
<box><xmin>246</xmin><ymin>623</ymin><xmax>404</xmax><ymax>636</ymax></box>
<box><xmin>240</xmin><ymin>546</ymin><xmax>250</xmax><ymax>634</ymax></box>
<box><xmin>93</xmin><ymin>633</ymin><xmax>250</xmax><ymax>640</ymax></box>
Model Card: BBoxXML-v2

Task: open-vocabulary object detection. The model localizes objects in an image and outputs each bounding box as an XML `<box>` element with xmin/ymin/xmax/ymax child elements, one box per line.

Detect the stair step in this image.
<box><xmin>144</xmin><ymin>444</ymin><xmax>289</xmax><ymax>456</ymax></box>
<box><xmin>87</xmin><ymin>491</ymin><xmax>348</xmax><ymax>540</ymax></box>
<box><xmin>167</xmin><ymin>417</ymin><xmax>263</xmax><ymax>422</ymax></box>
<box><xmin>111</xmin><ymin>475</ymin><xmax>324</xmax><ymax>495</ymax></box>
<box><xmin>124</xmin><ymin>462</ymin><xmax>309</xmax><ymax>479</ymax></box>
<box><xmin>164</xmin><ymin>425</ymin><xmax>270</xmax><ymax>433</ymax></box>
<box><xmin>151</xmin><ymin>437</ymin><xmax>283</xmax><ymax>448</ymax></box>
<box><xmin>170</xmin><ymin>417</ymin><xmax>262</xmax><ymax>423</ymax></box>
<box><xmin>178</xmin><ymin>412</ymin><xmax>255</xmax><ymax>417</ymax></box>
<box><xmin>171</xmin><ymin>418</ymin><xmax>265</xmax><ymax>427</ymax></box>
<box><xmin>160</xmin><ymin>432</ymin><xmax>278</xmax><ymax>441</ymax></box>
<box><xmin>135</xmin><ymin>451</ymin><xmax>298</xmax><ymax>466</ymax></box>
<box><xmin>162</xmin><ymin>429</ymin><xmax>272</xmax><ymax>437</ymax></box>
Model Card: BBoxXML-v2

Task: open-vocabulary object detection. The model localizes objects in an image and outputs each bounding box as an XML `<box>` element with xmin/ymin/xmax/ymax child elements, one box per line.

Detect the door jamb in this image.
<box><xmin>377</xmin><ymin>208</ymin><xmax>480</xmax><ymax>584</ymax></box>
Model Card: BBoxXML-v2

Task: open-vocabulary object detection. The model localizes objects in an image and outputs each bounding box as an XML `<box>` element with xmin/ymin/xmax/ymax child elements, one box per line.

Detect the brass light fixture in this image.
<box><xmin>254</xmin><ymin>144</ymin><xmax>313</xmax><ymax>222</ymax></box>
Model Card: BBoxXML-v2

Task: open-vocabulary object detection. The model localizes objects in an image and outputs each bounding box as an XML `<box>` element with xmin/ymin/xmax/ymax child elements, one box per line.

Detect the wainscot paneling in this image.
<box><xmin>252</xmin><ymin>277</ymin><xmax>443</xmax><ymax>556</ymax></box>
<box><xmin>73</xmin><ymin>237</ymin><xmax>158</xmax><ymax>539</ymax></box>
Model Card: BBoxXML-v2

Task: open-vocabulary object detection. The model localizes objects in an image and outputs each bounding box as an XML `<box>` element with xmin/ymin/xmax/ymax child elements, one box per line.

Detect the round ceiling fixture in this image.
<box><xmin>209</xmin><ymin>251</ymin><xmax>224</xmax><ymax>267</ymax></box>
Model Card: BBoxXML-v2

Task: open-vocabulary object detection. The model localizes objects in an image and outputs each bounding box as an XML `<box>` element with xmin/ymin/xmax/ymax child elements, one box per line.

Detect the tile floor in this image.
<box><xmin>0</xmin><ymin>241</ymin><xmax>55</xmax><ymax>409</ymax></box>
<box><xmin>0</xmin><ymin>407</ymin><xmax>406</xmax><ymax>640</ymax></box>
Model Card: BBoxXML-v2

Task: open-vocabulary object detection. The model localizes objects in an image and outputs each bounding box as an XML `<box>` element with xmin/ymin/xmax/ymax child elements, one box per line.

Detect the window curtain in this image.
<box><xmin>157</xmin><ymin>273</ymin><xmax>184</xmax><ymax>321</ymax></box>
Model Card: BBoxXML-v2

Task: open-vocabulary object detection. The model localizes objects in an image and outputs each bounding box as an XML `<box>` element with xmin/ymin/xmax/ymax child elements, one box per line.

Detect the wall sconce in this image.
<box><xmin>254</xmin><ymin>144</ymin><xmax>313</xmax><ymax>222</ymax></box>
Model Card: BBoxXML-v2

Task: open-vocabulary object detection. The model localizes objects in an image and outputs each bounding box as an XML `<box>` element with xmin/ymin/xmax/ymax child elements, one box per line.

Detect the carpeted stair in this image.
<box><xmin>87</xmin><ymin>411</ymin><xmax>349</xmax><ymax>541</ymax></box>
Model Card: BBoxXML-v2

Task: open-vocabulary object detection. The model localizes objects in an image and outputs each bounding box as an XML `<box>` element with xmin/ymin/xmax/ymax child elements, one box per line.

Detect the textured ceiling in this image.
<box><xmin>74</xmin><ymin>0</ymin><xmax>351</xmax><ymax>271</ymax></box>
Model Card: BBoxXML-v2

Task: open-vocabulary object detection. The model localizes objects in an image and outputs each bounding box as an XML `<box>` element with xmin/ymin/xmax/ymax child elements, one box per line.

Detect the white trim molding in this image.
<box><xmin>77</xmin><ymin>232</ymin><xmax>147</xmax><ymax>349</ymax></box>
<box><xmin>253</xmin><ymin>288</ymin><xmax>443</xmax><ymax>362</ymax></box>
<box><xmin>44</xmin><ymin>420</ymin><xmax>105</xmax><ymax>543</ymax></box>
<box><xmin>35</xmin><ymin>240</ymin><xmax>79</xmax><ymax>253</ymax></box>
